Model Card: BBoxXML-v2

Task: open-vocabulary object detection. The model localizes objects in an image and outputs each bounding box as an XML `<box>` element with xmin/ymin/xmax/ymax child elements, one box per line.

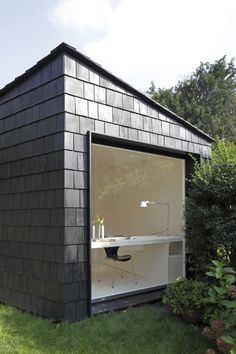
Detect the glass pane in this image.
<box><xmin>91</xmin><ymin>144</ymin><xmax>185</xmax><ymax>300</ymax></box>
<box><xmin>92</xmin><ymin>144</ymin><xmax>185</xmax><ymax>237</ymax></box>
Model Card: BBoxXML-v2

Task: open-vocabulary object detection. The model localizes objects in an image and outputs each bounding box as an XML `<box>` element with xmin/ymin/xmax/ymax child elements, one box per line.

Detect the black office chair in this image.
<box><xmin>104</xmin><ymin>247</ymin><xmax>138</xmax><ymax>288</ymax></box>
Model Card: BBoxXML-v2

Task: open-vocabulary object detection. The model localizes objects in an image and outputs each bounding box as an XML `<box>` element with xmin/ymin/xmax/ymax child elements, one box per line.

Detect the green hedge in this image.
<box><xmin>185</xmin><ymin>140</ymin><xmax>236</xmax><ymax>276</ymax></box>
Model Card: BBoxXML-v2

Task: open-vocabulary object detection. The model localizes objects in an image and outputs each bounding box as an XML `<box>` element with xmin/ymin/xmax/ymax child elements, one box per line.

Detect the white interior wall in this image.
<box><xmin>92</xmin><ymin>144</ymin><xmax>185</xmax><ymax>236</ymax></box>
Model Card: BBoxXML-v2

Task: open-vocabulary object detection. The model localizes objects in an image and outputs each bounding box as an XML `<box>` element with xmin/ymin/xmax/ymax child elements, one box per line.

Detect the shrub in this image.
<box><xmin>185</xmin><ymin>140</ymin><xmax>236</xmax><ymax>277</ymax></box>
<box><xmin>162</xmin><ymin>278</ymin><xmax>207</xmax><ymax>324</ymax></box>
<box><xmin>164</xmin><ymin>261</ymin><xmax>236</xmax><ymax>352</ymax></box>
<box><xmin>202</xmin><ymin>260</ymin><xmax>236</xmax><ymax>354</ymax></box>
<box><xmin>203</xmin><ymin>320</ymin><xmax>233</xmax><ymax>354</ymax></box>
<box><xmin>203</xmin><ymin>260</ymin><xmax>236</xmax><ymax>322</ymax></box>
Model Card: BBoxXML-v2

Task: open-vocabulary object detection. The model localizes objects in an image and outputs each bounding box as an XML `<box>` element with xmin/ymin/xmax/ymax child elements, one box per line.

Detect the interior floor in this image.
<box><xmin>92</xmin><ymin>260</ymin><xmax>166</xmax><ymax>300</ymax></box>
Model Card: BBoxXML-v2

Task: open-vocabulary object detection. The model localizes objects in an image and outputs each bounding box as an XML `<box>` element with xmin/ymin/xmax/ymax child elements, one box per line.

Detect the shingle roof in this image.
<box><xmin>0</xmin><ymin>42</ymin><xmax>214</xmax><ymax>143</ymax></box>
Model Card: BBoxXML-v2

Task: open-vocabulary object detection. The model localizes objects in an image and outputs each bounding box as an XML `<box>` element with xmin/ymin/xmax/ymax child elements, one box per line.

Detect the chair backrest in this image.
<box><xmin>104</xmin><ymin>247</ymin><xmax>119</xmax><ymax>259</ymax></box>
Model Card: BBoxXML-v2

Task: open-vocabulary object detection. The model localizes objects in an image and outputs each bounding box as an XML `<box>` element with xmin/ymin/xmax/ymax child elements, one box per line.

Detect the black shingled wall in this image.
<box><xmin>0</xmin><ymin>55</ymin><xmax>66</xmax><ymax>320</ymax></box>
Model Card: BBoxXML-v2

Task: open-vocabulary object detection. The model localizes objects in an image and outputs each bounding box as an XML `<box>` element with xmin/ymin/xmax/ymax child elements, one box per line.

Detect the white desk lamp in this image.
<box><xmin>139</xmin><ymin>200</ymin><xmax>170</xmax><ymax>234</ymax></box>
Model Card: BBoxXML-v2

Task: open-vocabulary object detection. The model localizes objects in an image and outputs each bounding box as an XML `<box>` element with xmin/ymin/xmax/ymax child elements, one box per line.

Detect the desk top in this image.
<box><xmin>91</xmin><ymin>235</ymin><xmax>184</xmax><ymax>249</ymax></box>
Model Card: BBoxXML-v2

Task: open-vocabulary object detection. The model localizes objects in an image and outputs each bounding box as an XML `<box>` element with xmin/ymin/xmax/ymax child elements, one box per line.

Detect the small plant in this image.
<box><xmin>162</xmin><ymin>278</ymin><xmax>207</xmax><ymax>324</ymax></box>
<box><xmin>202</xmin><ymin>260</ymin><xmax>236</xmax><ymax>354</ymax></box>
<box><xmin>204</xmin><ymin>260</ymin><xmax>236</xmax><ymax>321</ymax></box>
<box><xmin>202</xmin><ymin>319</ymin><xmax>233</xmax><ymax>353</ymax></box>
<box><xmin>96</xmin><ymin>215</ymin><xmax>105</xmax><ymax>239</ymax></box>
<box><xmin>221</xmin><ymin>336</ymin><xmax>236</xmax><ymax>354</ymax></box>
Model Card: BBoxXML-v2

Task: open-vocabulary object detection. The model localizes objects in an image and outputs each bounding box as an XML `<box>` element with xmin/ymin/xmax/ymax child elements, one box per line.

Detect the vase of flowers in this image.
<box><xmin>96</xmin><ymin>215</ymin><xmax>105</xmax><ymax>239</ymax></box>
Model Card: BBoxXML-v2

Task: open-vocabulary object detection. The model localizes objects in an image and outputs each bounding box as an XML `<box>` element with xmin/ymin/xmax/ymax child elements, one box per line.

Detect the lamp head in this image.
<box><xmin>139</xmin><ymin>200</ymin><xmax>149</xmax><ymax>208</ymax></box>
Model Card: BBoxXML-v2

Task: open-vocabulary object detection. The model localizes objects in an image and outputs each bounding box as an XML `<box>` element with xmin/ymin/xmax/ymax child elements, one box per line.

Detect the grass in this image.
<box><xmin>0</xmin><ymin>304</ymin><xmax>212</xmax><ymax>354</ymax></box>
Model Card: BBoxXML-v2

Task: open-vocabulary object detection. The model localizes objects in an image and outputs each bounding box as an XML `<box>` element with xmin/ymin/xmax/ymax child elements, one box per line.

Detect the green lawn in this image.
<box><xmin>0</xmin><ymin>304</ymin><xmax>211</xmax><ymax>354</ymax></box>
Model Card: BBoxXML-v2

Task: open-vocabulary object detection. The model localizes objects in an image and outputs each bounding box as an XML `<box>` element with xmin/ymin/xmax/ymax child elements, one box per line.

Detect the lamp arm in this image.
<box><xmin>141</xmin><ymin>201</ymin><xmax>170</xmax><ymax>235</ymax></box>
<box><xmin>153</xmin><ymin>202</ymin><xmax>170</xmax><ymax>235</ymax></box>
<box><xmin>153</xmin><ymin>202</ymin><xmax>169</xmax><ymax>206</ymax></box>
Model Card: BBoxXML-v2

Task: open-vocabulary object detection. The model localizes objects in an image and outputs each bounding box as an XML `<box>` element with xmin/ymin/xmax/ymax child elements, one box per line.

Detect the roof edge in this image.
<box><xmin>0</xmin><ymin>42</ymin><xmax>214</xmax><ymax>143</ymax></box>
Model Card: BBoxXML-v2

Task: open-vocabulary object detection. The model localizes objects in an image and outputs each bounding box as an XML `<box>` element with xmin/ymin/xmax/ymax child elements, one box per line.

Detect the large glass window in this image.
<box><xmin>91</xmin><ymin>144</ymin><xmax>185</xmax><ymax>300</ymax></box>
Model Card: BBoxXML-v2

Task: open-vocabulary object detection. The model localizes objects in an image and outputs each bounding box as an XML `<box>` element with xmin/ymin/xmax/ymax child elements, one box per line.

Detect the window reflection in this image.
<box><xmin>92</xmin><ymin>144</ymin><xmax>185</xmax><ymax>237</ymax></box>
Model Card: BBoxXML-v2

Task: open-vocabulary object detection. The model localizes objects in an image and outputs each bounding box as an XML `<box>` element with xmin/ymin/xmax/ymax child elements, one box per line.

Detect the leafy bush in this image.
<box><xmin>205</xmin><ymin>260</ymin><xmax>236</xmax><ymax>319</ymax></box>
<box><xmin>162</xmin><ymin>278</ymin><xmax>207</xmax><ymax>324</ymax></box>
<box><xmin>164</xmin><ymin>261</ymin><xmax>236</xmax><ymax>352</ymax></box>
<box><xmin>185</xmin><ymin>140</ymin><xmax>236</xmax><ymax>277</ymax></box>
<box><xmin>202</xmin><ymin>260</ymin><xmax>236</xmax><ymax>354</ymax></box>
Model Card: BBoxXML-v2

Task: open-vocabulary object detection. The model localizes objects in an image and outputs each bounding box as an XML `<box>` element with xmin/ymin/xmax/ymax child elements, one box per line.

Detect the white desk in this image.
<box><xmin>91</xmin><ymin>235</ymin><xmax>185</xmax><ymax>300</ymax></box>
<box><xmin>91</xmin><ymin>235</ymin><xmax>184</xmax><ymax>249</ymax></box>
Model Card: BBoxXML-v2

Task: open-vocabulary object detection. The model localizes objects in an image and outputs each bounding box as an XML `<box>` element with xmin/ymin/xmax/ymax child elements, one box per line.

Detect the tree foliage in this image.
<box><xmin>148</xmin><ymin>57</ymin><xmax>236</xmax><ymax>141</ymax></box>
<box><xmin>185</xmin><ymin>140</ymin><xmax>236</xmax><ymax>276</ymax></box>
